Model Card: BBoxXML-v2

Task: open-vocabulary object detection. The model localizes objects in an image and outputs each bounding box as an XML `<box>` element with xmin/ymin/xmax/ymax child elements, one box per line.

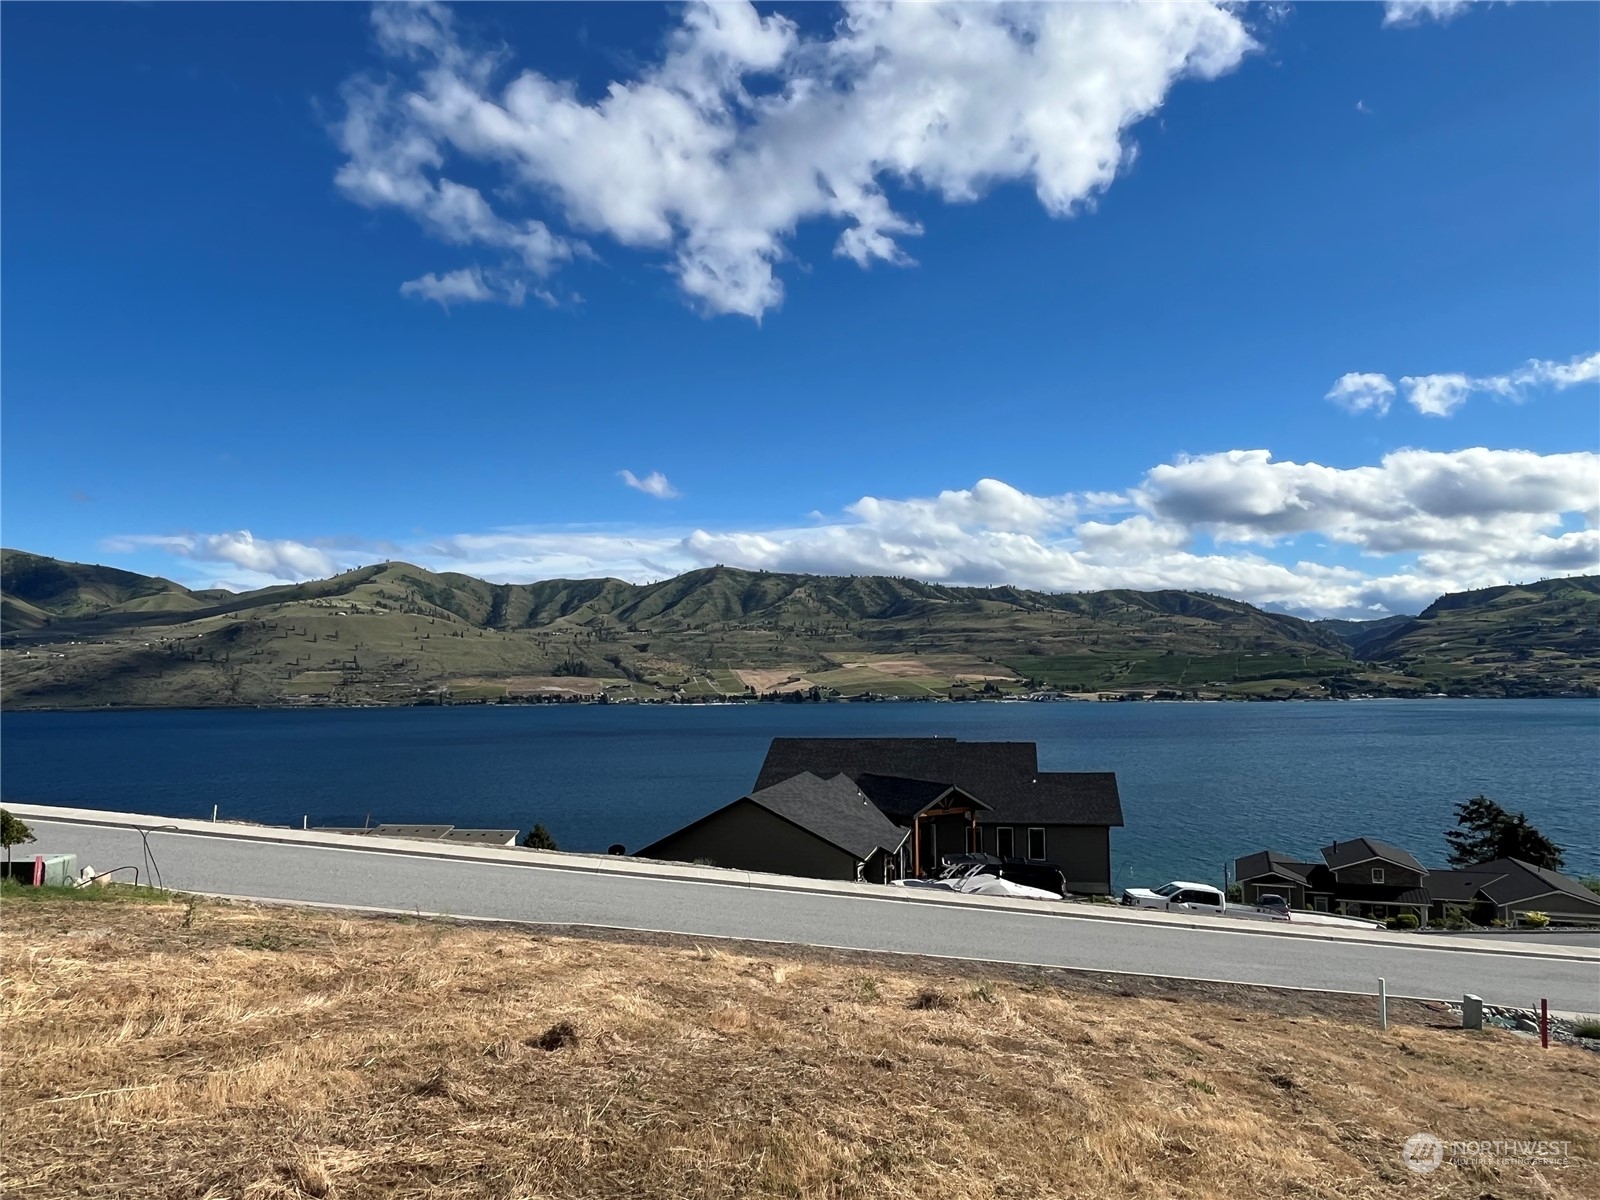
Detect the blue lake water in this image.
<box><xmin>2</xmin><ymin>700</ymin><xmax>1596</xmax><ymax>889</ymax></box>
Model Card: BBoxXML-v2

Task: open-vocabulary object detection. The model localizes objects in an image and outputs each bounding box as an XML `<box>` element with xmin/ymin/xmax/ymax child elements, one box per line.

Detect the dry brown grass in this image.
<box><xmin>3</xmin><ymin>896</ymin><xmax>1596</xmax><ymax>1200</ymax></box>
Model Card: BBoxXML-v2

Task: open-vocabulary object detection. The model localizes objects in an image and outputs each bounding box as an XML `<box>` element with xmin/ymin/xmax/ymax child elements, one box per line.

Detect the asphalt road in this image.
<box><xmin>25</xmin><ymin>819</ymin><xmax>1600</xmax><ymax>1013</ymax></box>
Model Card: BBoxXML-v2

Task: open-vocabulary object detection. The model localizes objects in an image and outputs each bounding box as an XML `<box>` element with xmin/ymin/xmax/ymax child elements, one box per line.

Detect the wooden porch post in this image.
<box><xmin>913</xmin><ymin>817</ymin><xmax>922</xmax><ymax>878</ymax></box>
<box><xmin>968</xmin><ymin>810</ymin><xmax>978</xmax><ymax>852</ymax></box>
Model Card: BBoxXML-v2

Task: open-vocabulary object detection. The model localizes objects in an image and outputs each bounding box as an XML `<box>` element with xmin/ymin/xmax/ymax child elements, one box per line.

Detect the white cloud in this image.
<box><xmin>107</xmin><ymin>531</ymin><xmax>341</xmax><ymax>583</ymax></box>
<box><xmin>1325</xmin><ymin>372</ymin><xmax>1396</xmax><ymax>416</ymax></box>
<box><xmin>334</xmin><ymin>1</ymin><xmax>1254</xmax><ymax>317</ymax></box>
<box><xmin>1331</xmin><ymin>351</ymin><xmax>1600</xmax><ymax>417</ymax></box>
<box><xmin>118</xmin><ymin>449</ymin><xmax>1599</xmax><ymax>619</ymax></box>
<box><xmin>399</xmin><ymin>266</ymin><xmax>518</xmax><ymax>307</ymax></box>
<box><xmin>1401</xmin><ymin>371</ymin><xmax>1474</xmax><ymax>417</ymax></box>
<box><xmin>1382</xmin><ymin>1</ymin><xmax>1476</xmax><ymax>27</ymax></box>
<box><xmin>619</xmin><ymin>470</ymin><xmax>679</xmax><ymax>500</ymax></box>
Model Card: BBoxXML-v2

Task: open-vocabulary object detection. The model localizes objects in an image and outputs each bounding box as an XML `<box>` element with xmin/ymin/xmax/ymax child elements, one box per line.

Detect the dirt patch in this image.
<box><xmin>5</xmin><ymin>896</ymin><xmax>1597</xmax><ymax>1198</ymax></box>
<box><xmin>496</xmin><ymin>674</ymin><xmax>605</xmax><ymax>696</ymax></box>
<box><xmin>733</xmin><ymin>669</ymin><xmax>814</xmax><ymax>692</ymax></box>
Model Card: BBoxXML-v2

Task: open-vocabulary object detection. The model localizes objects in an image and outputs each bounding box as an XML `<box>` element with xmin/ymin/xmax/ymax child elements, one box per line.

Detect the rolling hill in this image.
<box><xmin>2</xmin><ymin>550</ymin><xmax>1594</xmax><ymax>708</ymax></box>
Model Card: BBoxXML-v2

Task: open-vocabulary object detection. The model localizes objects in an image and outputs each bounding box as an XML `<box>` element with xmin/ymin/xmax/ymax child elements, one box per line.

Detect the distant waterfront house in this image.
<box><xmin>1425</xmin><ymin>858</ymin><xmax>1600</xmax><ymax>925</ymax></box>
<box><xmin>1229</xmin><ymin>850</ymin><xmax>1321</xmax><ymax>910</ymax></box>
<box><xmin>1235</xmin><ymin>838</ymin><xmax>1600</xmax><ymax>925</ymax></box>
<box><xmin>637</xmin><ymin>737</ymin><xmax>1123</xmax><ymax>892</ymax></box>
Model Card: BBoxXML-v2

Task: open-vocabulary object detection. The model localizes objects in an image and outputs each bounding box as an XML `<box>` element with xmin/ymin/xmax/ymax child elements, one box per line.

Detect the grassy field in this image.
<box><xmin>3</xmin><ymin>890</ymin><xmax>1597</xmax><ymax>1199</ymax></box>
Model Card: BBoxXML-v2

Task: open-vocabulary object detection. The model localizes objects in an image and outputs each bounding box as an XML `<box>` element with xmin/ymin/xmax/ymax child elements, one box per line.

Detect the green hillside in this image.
<box><xmin>1313</xmin><ymin>614</ymin><xmax>1413</xmax><ymax>657</ymax></box>
<box><xmin>1351</xmin><ymin>576</ymin><xmax>1600</xmax><ymax>696</ymax></box>
<box><xmin>0</xmin><ymin>549</ymin><xmax>200</xmax><ymax>629</ymax></box>
<box><xmin>2</xmin><ymin>551</ymin><xmax>1594</xmax><ymax>708</ymax></box>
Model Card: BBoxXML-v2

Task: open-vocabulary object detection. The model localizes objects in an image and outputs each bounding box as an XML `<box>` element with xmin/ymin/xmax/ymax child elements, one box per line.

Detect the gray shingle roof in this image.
<box><xmin>442</xmin><ymin>829</ymin><xmax>520</xmax><ymax>845</ymax></box>
<box><xmin>1320</xmin><ymin>837</ymin><xmax>1427</xmax><ymax>875</ymax></box>
<box><xmin>661</xmin><ymin>771</ymin><xmax>906</xmax><ymax>861</ymax></box>
<box><xmin>1469</xmin><ymin>858</ymin><xmax>1600</xmax><ymax>910</ymax></box>
<box><xmin>1234</xmin><ymin>850</ymin><xmax>1320</xmax><ymax>886</ymax></box>
<box><xmin>754</xmin><ymin>738</ymin><xmax>1123</xmax><ymax>827</ymax></box>
<box><xmin>1424</xmin><ymin>868</ymin><xmax>1508</xmax><ymax>904</ymax></box>
<box><xmin>311</xmin><ymin>824</ymin><xmax>518</xmax><ymax>845</ymax></box>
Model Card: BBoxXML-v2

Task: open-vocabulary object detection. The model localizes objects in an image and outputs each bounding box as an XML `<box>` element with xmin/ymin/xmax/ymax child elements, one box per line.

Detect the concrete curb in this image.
<box><xmin>12</xmin><ymin>803</ymin><xmax>1598</xmax><ymax>964</ymax></box>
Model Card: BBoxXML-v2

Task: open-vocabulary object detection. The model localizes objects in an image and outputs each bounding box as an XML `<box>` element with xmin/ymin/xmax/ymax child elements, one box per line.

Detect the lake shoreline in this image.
<box><xmin>5</xmin><ymin>689</ymin><xmax>1598</xmax><ymax>715</ymax></box>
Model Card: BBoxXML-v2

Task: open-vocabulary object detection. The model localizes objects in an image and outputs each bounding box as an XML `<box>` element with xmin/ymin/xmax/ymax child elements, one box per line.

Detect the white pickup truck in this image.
<box><xmin>1121</xmin><ymin>881</ymin><xmax>1382</xmax><ymax>930</ymax></box>
<box><xmin>1121</xmin><ymin>881</ymin><xmax>1286</xmax><ymax>919</ymax></box>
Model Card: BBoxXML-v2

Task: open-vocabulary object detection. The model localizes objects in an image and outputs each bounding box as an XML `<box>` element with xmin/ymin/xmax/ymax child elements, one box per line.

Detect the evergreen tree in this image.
<box><xmin>522</xmin><ymin>823</ymin><xmax>559</xmax><ymax>851</ymax></box>
<box><xmin>1492</xmin><ymin>813</ymin><xmax>1566</xmax><ymax>871</ymax></box>
<box><xmin>1445</xmin><ymin>795</ymin><xmax>1565</xmax><ymax>870</ymax></box>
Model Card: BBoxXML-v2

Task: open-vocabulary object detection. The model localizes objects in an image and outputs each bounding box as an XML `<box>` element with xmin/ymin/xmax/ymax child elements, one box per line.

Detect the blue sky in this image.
<box><xmin>2</xmin><ymin>0</ymin><xmax>1596</xmax><ymax>616</ymax></box>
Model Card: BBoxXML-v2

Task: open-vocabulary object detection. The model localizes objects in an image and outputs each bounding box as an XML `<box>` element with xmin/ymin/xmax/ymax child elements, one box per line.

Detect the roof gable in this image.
<box><xmin>853</xmin><ymin>773</ymin><xmax>989</xmax><ymax>823</ymax></box>
<box><xmin>754</xmin><ymin>738</ymin><xmax>1123</xmax><ymax>827</ymax></box>
<box><xmin>745</xmin><ymin>772</ymin><xmax>908</xmax><ymax>860</ymax></box>
<box><xmin>1321</xmin><ymin>837</ymin><xmax>1427</xmax><ymax>875</ymax></box>
<box><xmin>1234</xmin><ymin>850</ymin><xmax>1319</xmax><ymax>886</ymax></box>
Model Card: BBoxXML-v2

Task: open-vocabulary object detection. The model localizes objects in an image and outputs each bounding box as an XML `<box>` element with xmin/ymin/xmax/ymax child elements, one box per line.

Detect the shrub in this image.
<box><xmin>1439</xmin><ymin>906</ymin><xmax>1472</xmax><ymax>931</ymax></box>
<box><xmin>1392</xmin><ymin>912</ymin><xmax>1419</xmax><ymax>930</ymax></box>
<box><xmin>1570</xmin><ymin>1017</ymin><xmax>1600</xmax><ymax>1040</ymax></box>
<box><xmin>1520</xmin><ymin>910</ymin><xmax>1551</xmax><ymax>928</ymax></box>
<box><xmin>910</xmin><ymin>988</ymin><xmax>954</xmax><ymax>1011</ymax></box>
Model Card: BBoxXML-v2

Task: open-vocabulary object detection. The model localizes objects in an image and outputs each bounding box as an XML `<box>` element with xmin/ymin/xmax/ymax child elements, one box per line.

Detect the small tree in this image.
<box><xmin>1</xmin><ymin>808</ymin><xmax>36</xmax><ymax>868</ymax></box>
<box><xmin>1445</xmin><ymin>795</ymin><xmax>1566</xmax><ymax>871</ymax></box>
<box><xmin>522</xmin><ymin>823</ymin><xmax>558</xmax><ymax>851</ymax></box>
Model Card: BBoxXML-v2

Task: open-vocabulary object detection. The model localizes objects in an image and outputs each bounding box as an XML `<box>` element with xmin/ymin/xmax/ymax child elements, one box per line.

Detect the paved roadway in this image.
<box><xmin>24</xmin><ymin>818</ymin><xmax>1600</xmax><ymax>1013</ymax></box>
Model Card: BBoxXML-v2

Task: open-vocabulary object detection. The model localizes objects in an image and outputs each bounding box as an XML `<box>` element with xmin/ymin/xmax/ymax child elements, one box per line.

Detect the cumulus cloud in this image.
<box><xmin>1330</xmin><ymin>351</ymin><xmax>1600</xmax><ymax>417</ymax></box>
<box><xmin>619</xmin><ymin>470</ymin><xmax>680</xmax><ymax>500</ymax></box>
<box><xmin>1382</xmin><ymin>0</ymin><xmax>1476</xmax><ymax>26</ymax></box>
<box><xmin>1325</xmin><ymin>372</ymin><xmax>1396</xmax><ymax>416</ymax></box>
<box><xmin>117</xmin><ymin>449</ymin><xmax>1599</xmax><ymax>619</ymax></box>
<box><xmin>333</xmin><ymin>0</ymin><xmax>1254</xmax><ymax>317</ymax></box>
<box><xmin>107</xmin><ymin>531</ymin><xmax>341</xmax><ymax>583</ymax></box>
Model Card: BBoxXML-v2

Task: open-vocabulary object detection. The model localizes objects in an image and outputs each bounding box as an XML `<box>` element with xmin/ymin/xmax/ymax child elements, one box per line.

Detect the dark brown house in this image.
<box><xmin>753</xmin><ymin>737</ymin><xmax>1123</xmax><ymax>892</ymax></box>
<box><xmin>636</xmin><ymin>737</ymin><xmax>1124</xmax><ymax>892</ymax></box>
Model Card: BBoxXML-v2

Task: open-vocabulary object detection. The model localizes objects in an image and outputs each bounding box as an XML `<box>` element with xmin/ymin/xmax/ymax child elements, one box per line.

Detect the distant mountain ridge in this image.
<box><xmin>2</xmin><ymin>549</ymin><xmax>1594</xmax><ymax>707</ymax></box>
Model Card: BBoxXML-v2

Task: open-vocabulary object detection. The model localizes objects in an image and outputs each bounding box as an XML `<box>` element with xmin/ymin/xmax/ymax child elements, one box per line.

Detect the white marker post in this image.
<box><xmin>212</xmin><ymin>804</ymin><xmax>218</xmax><ymax>822</ymax></box>
<box><xmin>1378</xmin><ymin>978</ymin><xmax>1388</xmax><ymax>1030</ymax></box>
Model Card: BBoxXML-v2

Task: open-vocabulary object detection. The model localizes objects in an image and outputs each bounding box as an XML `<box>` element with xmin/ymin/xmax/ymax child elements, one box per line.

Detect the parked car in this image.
<box><xmin>1122</xmin><ymin>880</ymin><xmax>1228</xmax><ymax>914</ymax></box>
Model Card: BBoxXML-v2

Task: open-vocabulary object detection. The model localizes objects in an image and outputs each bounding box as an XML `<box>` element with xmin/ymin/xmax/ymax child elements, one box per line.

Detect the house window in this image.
<box><xmin>1027</xmin><ymin>827</ymin><xmax>1046</xmax><ymax>861</ymax></box>
<box><xmin>1372</xmin><ymin>867</ymin><xmax>1385</xmax><ymax>884</ymax></box>
<box><xmin>996</xmin><ymin>827</ymin><xmax>1015</xmax><ymax>859</ymax></box>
